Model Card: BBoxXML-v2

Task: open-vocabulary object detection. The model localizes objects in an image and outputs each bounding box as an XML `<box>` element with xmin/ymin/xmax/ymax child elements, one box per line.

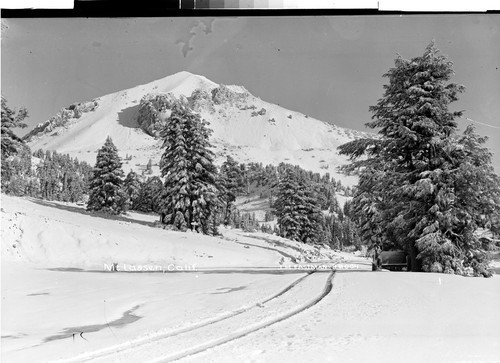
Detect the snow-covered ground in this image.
<box><xmin>2</xmin><ymin>194</ymin><xmax>500</xmax><ymax>362</ymax></box>
<box><xmin>1</xmin><ymin>261</ymin><xmax>306</xmax><ymax>362</ymax></box>
<box><xmin>2</xmin><ymin>195</ymin><xmax>282</xmax><ymax>269</ymax></box>
<box><xmin>1</xmin><ymin>195</ymin><xmax>356</xmax><ymax>270</ymax></box>
<box><xmin>188</xmin><ymin>271</ymin><xmax>500</xmax><ymax>363</ymax></box>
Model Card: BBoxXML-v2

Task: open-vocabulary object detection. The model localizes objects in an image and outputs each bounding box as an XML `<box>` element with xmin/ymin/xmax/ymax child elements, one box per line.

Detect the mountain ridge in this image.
<box><xmin>25</xmin><ymin>71</ymin><xmax>373</xmax><ymax>186</ymax></box>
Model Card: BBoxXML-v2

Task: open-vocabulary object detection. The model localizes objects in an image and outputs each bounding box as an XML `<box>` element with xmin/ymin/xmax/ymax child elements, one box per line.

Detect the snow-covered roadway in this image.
<box><xmin>187</xmin><ymin>271</ymin><xmax>500</xmax><ymax>363</ymax></box>
<box><xmin>59</xmin><ymin>270</ymin><xmax>335</xmax><ymax>363</ymax></box>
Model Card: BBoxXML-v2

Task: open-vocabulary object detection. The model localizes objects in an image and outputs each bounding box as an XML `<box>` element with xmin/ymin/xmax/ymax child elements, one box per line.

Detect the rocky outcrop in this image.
<box><xmin>137</xmin><ymin>84</ymin><xmax>250</xmax><ymax>137</ymax></box>
<box><xmin>188</xmin><ymin>89</ymin><xmax>214</xmax><ymax>113</ymax></box>
<box><xmin>211</xmin><ymin>84</ymin><xmax>249</xmax><ymax>106</ymax></box>
<box><xmin>251</xmin><ymin>108</ymin><xmax>267</xmax><ymax>117</ymax></box>
<box><xmin>137</xmin><ymin>93</ymin><xmax>187</xmax><ymax>137</ymax></box>
<box><xmin>24</xmin><ymin>100</ymin><xmax>98</xmax><ymax>141</ymax></box>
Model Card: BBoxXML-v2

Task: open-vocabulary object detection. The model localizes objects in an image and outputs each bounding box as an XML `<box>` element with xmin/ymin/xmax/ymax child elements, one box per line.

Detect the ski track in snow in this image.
<box><xmin>54</xmin><ymin>270</ymin><xmax>335</xmax><ymax>363</ymax></box>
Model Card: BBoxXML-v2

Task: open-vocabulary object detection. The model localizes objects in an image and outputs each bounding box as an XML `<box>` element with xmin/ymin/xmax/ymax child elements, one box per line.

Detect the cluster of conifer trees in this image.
<box><xmin>338</xmin><ymin>42</ymin><xmax>500</xmax><ymax>275</ymax></box>
<box><xmin>1</xmin><ymin>98</ymin><xmax>92</xmax><ymax>201</ymax></box>
<box><xmin>77</xmin><ymin>104</ymin><xmax>359</xmax><ymax>247</ymax></box>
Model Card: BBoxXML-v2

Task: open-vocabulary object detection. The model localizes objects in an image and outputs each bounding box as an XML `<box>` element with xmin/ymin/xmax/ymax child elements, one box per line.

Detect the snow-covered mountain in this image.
<box><xmin>25</xmin><ymin>71</ymin><xmax>371</xmax><ymax>186</ymax></box>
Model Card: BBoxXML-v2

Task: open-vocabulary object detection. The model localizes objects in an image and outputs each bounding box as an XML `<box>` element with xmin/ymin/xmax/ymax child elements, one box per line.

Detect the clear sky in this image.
<box><xmin>1</xmin><ymin>15</ymin><xmax>499</xmax><ymax>171</ymax></box>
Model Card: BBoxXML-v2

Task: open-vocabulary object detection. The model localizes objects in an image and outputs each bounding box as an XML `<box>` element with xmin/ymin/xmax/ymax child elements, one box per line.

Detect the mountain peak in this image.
<box><xmin>26</xmin><ymin>71</ymin><xmax>368</xmax><ymax>187</ymax></box>
<box><xmin>128</xmin><ymin>70</ymin><xmax>218</xmax><ymax>98</ymax></box>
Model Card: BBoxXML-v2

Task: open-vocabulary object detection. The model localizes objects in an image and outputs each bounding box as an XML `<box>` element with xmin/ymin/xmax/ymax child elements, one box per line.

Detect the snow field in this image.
<box><xmin>1</xmin><ymin>261</ymin><xmax>303</xmax><ymax>362</ymax></box>
<box><xmin>74</xmin><ymin>271</ymin><xmax>334</xmax><ymax>363</ymax></box>
<box><xmin>188</xmin><ymin>271</ymin><xmax>500</xmax><ymax>363</ymax></box>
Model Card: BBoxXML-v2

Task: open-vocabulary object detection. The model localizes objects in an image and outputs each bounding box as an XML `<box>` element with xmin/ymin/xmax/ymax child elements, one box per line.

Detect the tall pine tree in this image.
<box><xmin>218</xmin><ymin>155</ymin><xmax>243</xmax><ymax>225</ymax></box>
<box><xmin>339</xmin><ymin>42</ymin><xmax>500</xmax><ymax>276</ymax></box>
<box><xmin>1</xmin><ymin>97</ymin><xmax>30</xmax><ymax>192</ymax></box>
<box><xmin>87</xmin><ymin>137</ymin><xmax>128</xmax><ymax>214</ymax></box>
<box><xmin>123</xmin><ymin>170</ymin><xmax>142</xmax><ymax>210</ymax></box>
<box><xmin>136</xmin><ymin>176</ymin><xmax>163</xmax><ymax>213</ymax></box>
<box><xmin>274</xmin><ymin>168</ymin><xmax>323</xmax><ymax>244</ymax></box>
<box><xmin>159</xmin><ymin>105</ymin><xmax>219</xmax><ymax>234</ymax></box>
<box><xmin>1</xmin><ymin>97</ymin><xmax>28</xmax><ymax>159</ymax></box>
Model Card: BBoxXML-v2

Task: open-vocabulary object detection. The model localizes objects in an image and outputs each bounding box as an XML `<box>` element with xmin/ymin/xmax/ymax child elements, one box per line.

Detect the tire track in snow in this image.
<box><xmin>233</xmin><ymin>240</ymin><xmax>298</xmax><ymax>260</ymax></box>
<box><xmin>151</xmin><ymin>270</ymin><xmax>335</xmax><ymax>363</ymax></box>
<box><xmin>58</xmin><ymin>270</ymin><xmax>316</xmax><ymax>363</ymax></box>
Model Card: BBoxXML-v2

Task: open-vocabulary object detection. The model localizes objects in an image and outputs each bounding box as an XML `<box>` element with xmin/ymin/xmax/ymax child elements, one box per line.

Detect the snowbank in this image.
<box><xmin>1</xmin><ymin>195</ymin><xmax>284</xmax><ymax>270</ymax></box>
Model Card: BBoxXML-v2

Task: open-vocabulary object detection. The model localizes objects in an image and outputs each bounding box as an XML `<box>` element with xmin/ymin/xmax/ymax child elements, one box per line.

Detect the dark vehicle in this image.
<box><xmin>373</xmin><ymin>250</ymin><xmax>410</xmax><ymax>271</ymax></box>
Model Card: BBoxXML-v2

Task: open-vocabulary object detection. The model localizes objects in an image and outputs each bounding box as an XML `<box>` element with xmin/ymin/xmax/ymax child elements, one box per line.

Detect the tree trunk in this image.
<box><xmin>409</xmin><ymin>243</ymin><xmax>421</xmax><ymax>272</ymax></box>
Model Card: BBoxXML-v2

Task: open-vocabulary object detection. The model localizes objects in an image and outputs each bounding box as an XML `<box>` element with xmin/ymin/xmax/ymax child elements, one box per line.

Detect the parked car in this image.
<box><xmin>373</xmin><ymin>250</ymin><xmax>410</xmax><ymax>271</ymax></box>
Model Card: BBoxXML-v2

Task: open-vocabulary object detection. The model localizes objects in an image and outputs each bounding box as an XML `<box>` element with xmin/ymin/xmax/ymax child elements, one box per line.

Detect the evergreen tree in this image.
<box><xmin>1</xmin><ymin>97</ymin><xmax>30</xmax><ymax>192</ymax></box>
<box><xmin>274</xmin><ymin>168</ymin><xmax>323</xmax><ymax>244</ymax></box>
<box><xmin>264</xmin><ymin>210</ymin><xmax>273</xmax><ymax>222</ymax></box>
<box><xmin>173</xmin><ymin>210</ymin><xmax>188</xmax><ymax>231</ymax></box>
<box><xmin>327</xmin><ymin>215</ymin><xmax>343</xmax><ymax>250</ymax></box>
<box><xmin>274</xmin><ymin>169</ymin><xmax>301</xmax><ymax>240</ymax></box>
<box><xmin>209</xmin><ymin>206</ymin><xmax>222</xmax><ymax>235</ymax></box>
<box><xmin>298</xmin><ymin>183</ymin><xmax>323</xmax><ymax>244</ymax></box>
<box><xmin>146</xmin><ymin>159</ymin><xmax>153</xmax><ymax>174</ymax></box>
<box><xmin>2</xmin><ymin>145</ymin><xmax>33</xmax><ymax>195</ymax></box>
<box><xmin>124</xmin><ymin>170</ymin><xmax>142</xmax><ymax>210</ymax></box>
<box><xmin>33</xmin><ymin>148</ymin><xmax>45</xmax><ymax>159</ymax></box>
<box><xmin>338</xmin><ymin>42</ymin><xmax>500</xmax><ymax>276</ymax></box>
<box><xmin>136</xmin><ymin>176</ymin><xmax>163</xmax><ymax>213</ymax></box>
<box><xmin>218</xmin><ymin>155</ymin><xmax>242</xmax><ymax>225</ymax></box>
<box><xmin>1</xmin><ymin>97</ymin><xmax>28</xmax><ymax>159</ymax></box>
<box><xmin>87</xmin><ymin>137</ymin><xmax>128</xmax><ymax>214</ymax></box>
<box><xmin>229</xmin><ymin>208</ymin><xmax>242</xmax><ymax>229</ymax></box>
<box><xmin>159</xmin><ymin>105</ymin><xmax>219</xmax><ymax>233</ymax></box>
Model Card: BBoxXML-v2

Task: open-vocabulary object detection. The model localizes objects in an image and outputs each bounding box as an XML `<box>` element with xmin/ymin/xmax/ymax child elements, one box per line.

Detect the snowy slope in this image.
<box><xmin>0</xmin><ymin>195</ymin><xmax>283</xmax><ymax>269</ymax></box>
<box><xmin>25</xmin><ymin>71</ymin><xmax>369</xmax><ymax>186</ymax></box>
<box><xmin>1</xmin><ymin>195</ymin><xmax>364</xmax><ymax>269</ymax></box>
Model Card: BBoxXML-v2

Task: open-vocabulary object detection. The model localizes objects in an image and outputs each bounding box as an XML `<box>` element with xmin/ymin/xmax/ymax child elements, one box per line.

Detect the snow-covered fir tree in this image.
<box><xmin>218</xmin><ymin>155</ymin><xmax>243</xmax><ymax>225</ymax></box>
<box><xmin>146</xmin><ymin>159</ymin><xmax>153</xmax><ymax>174</ymax></box>
<box><xmin>136</xmin><ymin>176</ymin><xmax>163</xmax><ymax>213</ymax></box>
<box><xmin>1</xmin><ymin>97</ymin><xmax>31</xmax><ymax>193</ymax></box>
<box><xmin>87</xmin><ymin>136</ymin><xmax>128</xmax><ymax>214</ymax></box>
<box><xmin>1</xmin><ymin>97</ymin><xmax>28</xmax><ymax>159</ymax></box>
<box><xmin>274</xmin><ymin>168</ymin><xmax>323</xmax><ymax>244</ymax></box>
<box><xmin>159</xmin><ymin>105</ymin><xmax>219</xmax><ymax>234</ymax></box>
<box><xmin>123</xmin><ymin>170</ymin><xmax>142</xmax><ymax>210</ymax></box>
<box><xmin>338</xmin><ymin>41</ymin><xmax>500</xmax><ymax>276</ymax></box>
